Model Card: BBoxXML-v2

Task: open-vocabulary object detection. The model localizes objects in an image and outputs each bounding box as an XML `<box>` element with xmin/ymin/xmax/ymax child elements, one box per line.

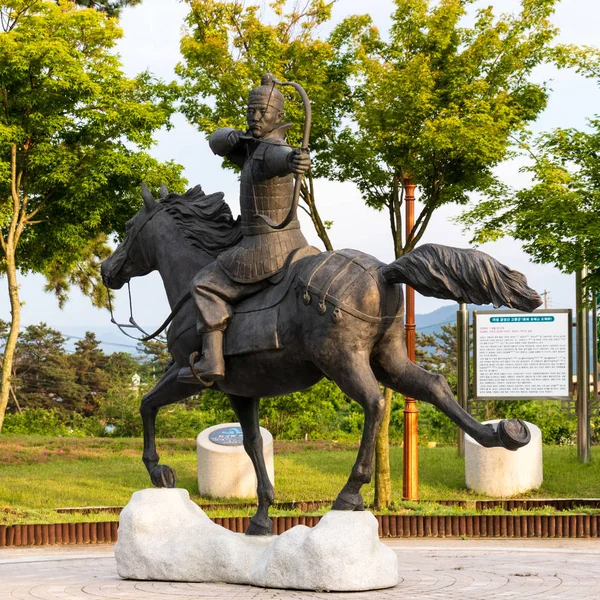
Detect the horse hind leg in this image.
<box><xmin>372</xmin><ymin>341</ymin><xmax>531</xmax><ymax>450</ymax></box>
<box><xmin>228</xmin><ymin>395</ymin><xmax>275</xmax><ymax>536</ymax></box>
<box><xmin>320</xmin><ymin>353</ymin><xmax>386</xmax><ymax>511</ymax></box>
<box><xmin>141</xmin><ymin>362</ymin><xmax>207</xmax><ymax>488</ymax></box>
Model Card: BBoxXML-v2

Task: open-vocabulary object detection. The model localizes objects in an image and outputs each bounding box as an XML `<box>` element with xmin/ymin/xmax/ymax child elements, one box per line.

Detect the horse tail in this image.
<box><xmin>381</xmin><ymin>243</ymin><xmax>542</xmax><ymax>312</ymax></box>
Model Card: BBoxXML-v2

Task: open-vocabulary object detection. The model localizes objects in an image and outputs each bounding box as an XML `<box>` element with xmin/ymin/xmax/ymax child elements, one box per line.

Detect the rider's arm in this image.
<box><xmin>209</xmin><ymin>127</ymin><xmax>246</xmax><ymax>168</ymax></box>
<box><xmin>264</xmin><ymin>144</ymin><xmax>310</xmax><ymax>177</ymax></box>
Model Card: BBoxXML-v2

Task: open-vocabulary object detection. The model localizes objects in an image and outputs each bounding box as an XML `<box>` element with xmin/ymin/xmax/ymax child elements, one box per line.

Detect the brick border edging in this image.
<box><xmin>1</xmin><ymin>514</ymin><xmax>599</xmax><ymax>547</ymax></box>
<box><xmin>0</xmin><ymin>522</ymin><xmax>119</xmax><ymax>547</ymax></box>
<box><xmin>53</xmin><ymin>498</ymin><xmax>600</xmax><ymax>515</ymax></box>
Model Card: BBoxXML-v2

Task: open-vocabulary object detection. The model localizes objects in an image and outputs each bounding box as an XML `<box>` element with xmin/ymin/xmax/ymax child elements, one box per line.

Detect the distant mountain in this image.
<box><xmin>59</xmin><ymin>325</ymin><xmax>143</xmax><ymax>355</ymax></box>
<box><xmin>415</xmin><ymin>304</ymin><xmax>491</xmax><ymax>334</ymax></box>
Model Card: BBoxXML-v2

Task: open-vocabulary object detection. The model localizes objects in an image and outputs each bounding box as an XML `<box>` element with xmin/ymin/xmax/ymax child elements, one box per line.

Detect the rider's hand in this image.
<box><xmin>289</xmin><ymin>148</ymin><xmax>310</xmax><ymax>174</ymax></box>
<box><xmin>227</xmin><ymin>129</ymin><xmax>243</xmax><ymax>148</ymax></box>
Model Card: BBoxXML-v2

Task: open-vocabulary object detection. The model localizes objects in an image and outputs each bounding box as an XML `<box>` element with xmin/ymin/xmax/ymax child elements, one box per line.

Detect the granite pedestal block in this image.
<box><xmin>115</xmin><ymin>488</ymin><xmax>398</xmax><ymax>591</ymax></box>
<box><xmin>197</xmin><ymin>422</ymin><xmax>274</xmax><ymax>498</ymax></box>
<box><xmin>465</xmin><ymin>419</ymin><xmax>542</xmax><ymax>496</ymax></box>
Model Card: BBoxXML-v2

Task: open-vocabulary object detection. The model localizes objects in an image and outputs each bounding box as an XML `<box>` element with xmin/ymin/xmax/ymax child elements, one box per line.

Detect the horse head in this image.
<box><xmin>101</xmin><ymin>182</ymin><xmax>243</xmax><ymax>291</ymax></box>
<box><xmin>101</xmin><ymin>182</ymin><xmax>165</xmax><ymax>290</ymax></box>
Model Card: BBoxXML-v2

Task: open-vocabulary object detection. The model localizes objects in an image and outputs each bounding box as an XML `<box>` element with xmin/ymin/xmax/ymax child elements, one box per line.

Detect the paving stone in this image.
<box><xmin>2</xmin><ymin>541</ymin><xmax>600</xmax><ymax>599</ymax></box>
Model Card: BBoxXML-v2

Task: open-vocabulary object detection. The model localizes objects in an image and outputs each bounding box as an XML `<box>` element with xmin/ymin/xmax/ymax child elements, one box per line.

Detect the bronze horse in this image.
<box><xmin>101</xmin><ymin>185</ymin><xmax>541</xmax><ymax>536</ymax></box>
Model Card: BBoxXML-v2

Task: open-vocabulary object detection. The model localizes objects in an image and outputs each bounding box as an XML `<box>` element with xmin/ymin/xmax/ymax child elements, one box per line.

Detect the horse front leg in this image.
<box><xmin>228</xmin><ymin>395</ymin><xmax>275</xmax><ymax>536</ymax></box>
<box><xmin>140</xmin><ymin>362</ymin><xmax>204</xmax><ymax>487</ymax></box>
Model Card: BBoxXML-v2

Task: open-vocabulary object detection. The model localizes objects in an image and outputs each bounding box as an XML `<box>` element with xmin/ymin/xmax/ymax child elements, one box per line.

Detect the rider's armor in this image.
<box><xmin>212</xmin><ymin>124</ymin><xmax>308</xmax><ymax>283</ymax></box>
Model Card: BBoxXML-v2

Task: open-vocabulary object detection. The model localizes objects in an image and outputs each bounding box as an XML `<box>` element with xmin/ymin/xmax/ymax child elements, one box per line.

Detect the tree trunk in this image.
<box><xmin>1</xmin><ymin>145</ymin><xmax>25</xmax><ymax>433</ymax></box>
<box><xmin>301</xmin><ymin>172</ymin><xmax>333</xmax><ymax>251</ymax></box>
<box><xmin>0</xmin><ymin>246</ymin><xmax>21</xmax><ymax>432</ymax></box>
<box><xmin>374</xmin><ymin>174</ymin><xmax>403</xmax><ymax>508</ymax></box>
<box><xmin>374</xmin><ymin>386</ymin><xmax>393</xmax><ymax>509</ymax></box>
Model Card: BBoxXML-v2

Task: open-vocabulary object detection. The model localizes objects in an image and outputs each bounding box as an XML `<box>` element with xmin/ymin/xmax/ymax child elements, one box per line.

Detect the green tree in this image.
<box><xmin>329</xmin><ymin>0</ymin><xmax>560</xmax><ymax>255</ymax></box>
<box><xmin>0</xmin><ymin>0</ymin><xmax>186</xmax><ymax>431</ymax></box>
<box><xmin>136</xmin><ymin>336</ymin><xmax>172</xmax><ymax>382</ymax></box>
<box><xmin>176</xmin><ymin>0</ymin><xmax>363</xmax><ymax>251</ymax></box>
<box><xmin>460</xmin><ymin>121</ymin><xmax>600</xmax><ymax>291</ymax></box>
<box><xmin>72</xmin><ymin>0</ymin><xmax>143</xmax><ymax>17</ymax></box>
<box><xmin>105</xmin><ymin>350</ymin><xmax>139</xmax><ymax>381</ymax></box>
<box><xmin>70</xmin><ymin>332</ymin><xmax>109</xmax><ymax>413</ymax></box>
<box><xmin>327</xmin><ymin>0</ymin><xmax>564</xmax><ymax>507</ymax></box>
<box><xmin>415</xmin><ymin>331</ymin><xmax>443</xmax><ymax>372</ymax></box>
<box><xmin>11</xmin><ymin>323</ymin><xmax>81</xmax><ymax>413</ymax></box>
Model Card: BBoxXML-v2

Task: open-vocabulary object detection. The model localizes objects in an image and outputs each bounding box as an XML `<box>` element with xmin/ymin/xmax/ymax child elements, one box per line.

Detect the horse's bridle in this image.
<box><xmin>104</xmin><ymin>198</ymin><xmax>190</xmax><ymax>343</ymax></box>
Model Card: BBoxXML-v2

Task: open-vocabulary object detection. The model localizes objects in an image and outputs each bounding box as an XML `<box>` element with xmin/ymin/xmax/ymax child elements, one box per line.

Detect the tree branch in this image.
<box><xmin>227</xmin><ymin>4</ymin><xmax>250</xmax><ymax>54</ymax></box>
<box><xmin>9</xmin><ymin>145</ymin><xmax>21</xmax><ymax>242</ymax></box>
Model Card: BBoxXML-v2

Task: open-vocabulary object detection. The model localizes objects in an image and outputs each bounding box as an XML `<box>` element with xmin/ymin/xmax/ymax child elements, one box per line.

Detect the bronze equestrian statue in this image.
<box><xmin>178</xmin><ymin>74</ymin><xmax>311</xmax><ymax>385</ymax></box>
<box><xmin>101</xmin><ymin>75</ymin><xmax>541</xmax><ymax>537</ymax></box>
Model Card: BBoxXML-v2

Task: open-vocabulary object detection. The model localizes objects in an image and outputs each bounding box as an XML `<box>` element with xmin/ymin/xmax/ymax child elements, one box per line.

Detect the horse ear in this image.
<box><xmin>141</xmin><ymin>182</ymin><xmax>158</xmax><ymax>212</ymax></box>
<box><xmin>159</xmin><ymin>183</ymin><xmax>169</xmax><ymax>199</ymax></box>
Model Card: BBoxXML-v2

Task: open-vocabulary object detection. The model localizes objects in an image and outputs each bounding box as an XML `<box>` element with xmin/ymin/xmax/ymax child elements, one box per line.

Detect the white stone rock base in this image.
<box><xmin>115</xmin><ymin>489</ymin><xmax>398</xmax><ymax>591</ymax></box>
<box><xmin>465</xmin><ymin>419</ymin><xmax>543</xmax><ymax>496</ymax></box>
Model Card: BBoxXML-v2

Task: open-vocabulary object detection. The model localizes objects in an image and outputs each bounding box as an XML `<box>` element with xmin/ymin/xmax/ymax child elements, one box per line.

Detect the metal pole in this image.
<box><xmin>576</xmin><ymin>268</ymin><xmax>591</xmax><ymax>463</ymax></box>
<box><xmin>457</xmin><ymin>302</ymin><xmax>470</xmax><ymax>457</ymax></box>
<box><xmin>403</xmin><ymin>177</ymin><xmax>419</xmax><ymax>500</ymax></box>
<box><xmin>593</xmin><ymin>293</ymin><xmax>598</xmax><ymax>409</ymax></box>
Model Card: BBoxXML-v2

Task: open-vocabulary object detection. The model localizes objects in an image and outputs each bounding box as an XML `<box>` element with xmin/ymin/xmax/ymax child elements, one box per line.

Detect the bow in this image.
<box><xmin>254</xmin><ymin>78</ymin><xmax>312</xmax><ymax>230</ymax></box>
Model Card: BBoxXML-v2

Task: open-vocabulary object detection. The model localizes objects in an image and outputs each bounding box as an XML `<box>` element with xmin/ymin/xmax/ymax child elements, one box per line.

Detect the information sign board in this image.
<box><xmin>473</xmin><ymin>309</ymin><xmax>572</xmax><ymax>400</ymax></box>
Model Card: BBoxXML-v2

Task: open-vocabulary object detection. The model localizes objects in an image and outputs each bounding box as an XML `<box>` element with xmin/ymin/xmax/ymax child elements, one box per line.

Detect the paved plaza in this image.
<box><xmin>2</xmin><ymin>539</ymin><xmax>600</xmax><ymax>599</ymax></box>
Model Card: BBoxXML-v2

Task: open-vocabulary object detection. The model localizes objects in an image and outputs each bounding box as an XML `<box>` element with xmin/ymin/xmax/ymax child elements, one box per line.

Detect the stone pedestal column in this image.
<box><xmin>197</xmin><ymin>422</ymin><xmax>274</xmax><ymax>498</ymax></box>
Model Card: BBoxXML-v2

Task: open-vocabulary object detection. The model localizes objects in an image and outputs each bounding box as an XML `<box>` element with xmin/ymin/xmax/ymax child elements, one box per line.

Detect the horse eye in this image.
<box><xmin>125</xmin><ymin>220</ymin><xmax>134</xmax><ymax>231</ymax></box>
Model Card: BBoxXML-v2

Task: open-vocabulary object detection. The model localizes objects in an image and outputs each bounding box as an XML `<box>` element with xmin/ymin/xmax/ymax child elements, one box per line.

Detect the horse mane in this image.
<box><xmin>160</xmin><ymin>185</ymin><xmax>242</xmax><ymax>258</ymax></box>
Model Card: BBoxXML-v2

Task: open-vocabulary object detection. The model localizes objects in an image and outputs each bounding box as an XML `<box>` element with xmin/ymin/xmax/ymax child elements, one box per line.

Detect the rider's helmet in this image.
<box><xmin>248</xmin><ymin>74</ymin><xmax>284</xmax><ymax>111</ymax></box>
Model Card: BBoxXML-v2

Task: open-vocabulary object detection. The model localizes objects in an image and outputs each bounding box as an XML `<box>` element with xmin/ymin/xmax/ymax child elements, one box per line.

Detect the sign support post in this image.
<box><xmin>576</xmin><ymin>267</ymin><xmax>591</xmax><ymax>463</ymax></box>
<box><xmin>594</xmin><ymin>294</ymin><xmax>599</xmax><ymax>407</ymax></box>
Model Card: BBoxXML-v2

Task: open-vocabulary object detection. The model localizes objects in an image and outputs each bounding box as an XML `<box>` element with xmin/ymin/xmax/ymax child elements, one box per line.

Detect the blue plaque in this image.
<box><xmin>209</xmin><ymin>426</ymin><xmax>244</xmax><ymax>446</ymax></box>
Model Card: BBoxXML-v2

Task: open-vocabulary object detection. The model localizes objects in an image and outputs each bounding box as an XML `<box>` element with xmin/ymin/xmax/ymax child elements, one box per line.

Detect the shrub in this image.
<box><xmin>2</xmin><ymin>408</ymin><xmax>102</xmax><ymax>437</ymax></box>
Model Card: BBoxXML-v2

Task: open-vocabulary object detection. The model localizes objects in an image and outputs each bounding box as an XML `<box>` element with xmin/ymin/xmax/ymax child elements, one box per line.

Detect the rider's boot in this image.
<box><xmin>177</xmin><ymin>330</ymin><xmax>225</xmax><ymax>385</ymax></box>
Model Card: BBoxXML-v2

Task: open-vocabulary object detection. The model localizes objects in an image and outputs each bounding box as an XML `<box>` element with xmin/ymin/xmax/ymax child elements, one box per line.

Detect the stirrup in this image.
<box><xmin>189</xmin><ymin>351</ymin><xmax>214</xmax><ymax>388</ymax></box>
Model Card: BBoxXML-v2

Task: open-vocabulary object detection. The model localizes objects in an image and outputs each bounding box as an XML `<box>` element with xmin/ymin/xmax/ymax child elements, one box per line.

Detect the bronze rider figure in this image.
<box><xmin>178</xmin><ymin>74</ymin><xmax>311</xmax><ymax>384</ymax></box>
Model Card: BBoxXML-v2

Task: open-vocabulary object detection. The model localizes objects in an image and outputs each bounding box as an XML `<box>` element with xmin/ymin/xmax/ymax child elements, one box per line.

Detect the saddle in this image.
<box><xmin>223</xmin><ymin>248</ymin><xmax>402</xmax><ymax>356</ymax></box>
<box><xmin>222</xmin><ymin>245</ymin><xmax>320</xmax><ymax>356</ymax></box>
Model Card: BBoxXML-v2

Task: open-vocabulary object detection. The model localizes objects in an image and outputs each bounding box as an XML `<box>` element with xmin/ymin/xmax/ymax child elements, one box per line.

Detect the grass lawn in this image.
<box><xmin>1</xmin><ymin>436</ymin><xmax>600</xmax><ymax>524</ymax></box>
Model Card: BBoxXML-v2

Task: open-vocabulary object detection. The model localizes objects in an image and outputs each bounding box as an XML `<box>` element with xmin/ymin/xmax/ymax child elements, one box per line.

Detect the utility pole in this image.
<box><xmin>541</xmin><ymin>289</ymin><xmax>550</xmax><ymax>309</ymax></box>
<box><xmin>403</xmin><ymin>177</ymin><xmax>419</xmax><ymax>500</ymax></box>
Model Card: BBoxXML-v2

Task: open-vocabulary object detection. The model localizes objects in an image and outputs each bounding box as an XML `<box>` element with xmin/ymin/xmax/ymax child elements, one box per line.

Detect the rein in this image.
<box><xmin>106</xmin><ymin>282</ymin><xmax>191</xmax><ymax>343</ymax></box>
<box><xmin>105</xmin><ymin>187</ymin><xmax>192</xmax><ymax>343</ymax></box>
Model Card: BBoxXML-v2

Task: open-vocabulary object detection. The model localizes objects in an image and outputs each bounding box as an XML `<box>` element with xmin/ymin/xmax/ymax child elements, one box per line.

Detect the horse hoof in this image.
<box><xmin>498</xmin><ymin>419</ymin><xmax>531</xmax><ymax>451</ymax></box>
<box><xmin>332</xmin><ymin>492</ymin><xmax>364</xmax><ymax>511</ymax></box>
<box><xmin>245</xmin><ymin>517</ymin><xmax>273</xmax><ymax>536</ymax></box>
<box><xmin>150</xmin><ymin>465</ymin><xmax>177</xmax><ymax>488</ymax></box>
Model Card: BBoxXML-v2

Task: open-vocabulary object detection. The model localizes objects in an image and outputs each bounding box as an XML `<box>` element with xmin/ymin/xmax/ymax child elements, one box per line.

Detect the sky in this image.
<box><xmin>3</xmin><ymin>0</ymin><xmax>600</xmax><ymax>342</ymax></box>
